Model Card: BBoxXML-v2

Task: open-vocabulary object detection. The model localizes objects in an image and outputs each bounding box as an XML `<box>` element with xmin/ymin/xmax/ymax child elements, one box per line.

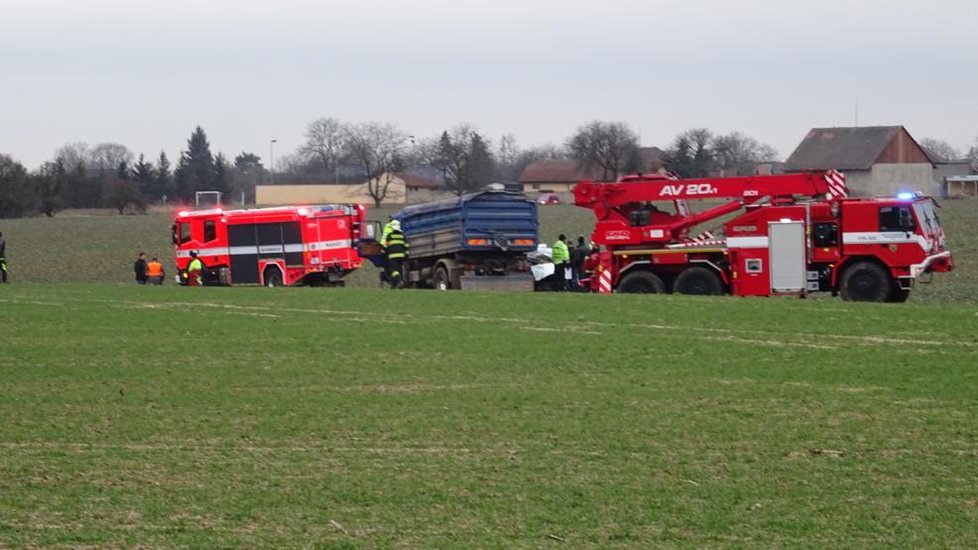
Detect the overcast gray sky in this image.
<box><xmin>2</xmin><ymin>0</ymin><xmax>975</xmax><ymax>169</ymax></box>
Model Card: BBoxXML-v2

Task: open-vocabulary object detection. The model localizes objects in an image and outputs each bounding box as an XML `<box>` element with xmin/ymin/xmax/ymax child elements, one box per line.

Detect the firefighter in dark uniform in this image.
<box><xmin>382</xmin><ymin>220</ymin><xmax>409</xmax><ymax>289</ymax></box>
<box><xmin>0</xmin><ymin>231</ymin><xmax>7</xmax><ymax>283</ymax></box>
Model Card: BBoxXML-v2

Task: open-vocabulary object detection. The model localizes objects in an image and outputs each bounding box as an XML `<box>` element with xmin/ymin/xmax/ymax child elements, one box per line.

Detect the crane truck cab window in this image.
<box><xmin>879</xmin><ymin>206</ymin><xmax>915</xmax><ymax>232</ymax></box>
<box><xmin>204</xmin><ymin>220</ymin><xmax>217</xmax><ymax>242</ymax></box>
<box><xmin>179</xmin><ymin>222</ymin><xmax>191</xmax><ymax>244</ymax></box>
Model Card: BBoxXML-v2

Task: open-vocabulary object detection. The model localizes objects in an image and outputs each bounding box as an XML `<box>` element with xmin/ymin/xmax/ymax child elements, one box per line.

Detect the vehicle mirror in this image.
<box><xmin>363</xmin><ymin>222</ymin><xmax>379</xmax><ymax>240</ymax></box>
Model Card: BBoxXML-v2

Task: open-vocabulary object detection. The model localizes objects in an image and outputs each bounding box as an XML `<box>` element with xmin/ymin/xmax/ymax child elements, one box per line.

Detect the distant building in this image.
<box><xmin>518</xmin><ymin>147</ymin><xmax>668</xmax><ymax>196</ymax></box>
<box><xmin>399</xmin><ymin>168</ymin><xmax>454</xmax><ymax>203</ymax></box>
<box><xmin>518</xmin><ymin>159</ymin><xmax>603</xmax><ymax>195</ymax></box>
<box><xmin>927</xmin><ymin>151</ymin><xmax>978</xmax><ymax>198</ymax></box>
<box><xmin>784</xmin><ymin>126</ymin><xmax>935</xmax><ymax>196</ymax></box>
<box><xmin>255</xmin><ymin>173</ymin><xmax>407</xmax><ymax>206</ymax></box>
<box><xmin>637</xmin><ymin>146</ymin><xmax>668</xmax><ymax>173</ymax></box>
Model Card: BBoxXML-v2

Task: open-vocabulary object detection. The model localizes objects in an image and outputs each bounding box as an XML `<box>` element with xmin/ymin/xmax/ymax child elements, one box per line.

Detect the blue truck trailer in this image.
<box><xmin>361</xmin><ymin>189</ymin><xmax>539</xmax><ymax>290</ymax></box>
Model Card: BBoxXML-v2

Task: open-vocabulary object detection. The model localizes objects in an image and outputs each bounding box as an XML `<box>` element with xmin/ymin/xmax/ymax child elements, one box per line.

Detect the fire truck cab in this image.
<box><xmin>172</xmin><ymin>204</ymin><xmax>368</xmax><ymax>286</ymax></box>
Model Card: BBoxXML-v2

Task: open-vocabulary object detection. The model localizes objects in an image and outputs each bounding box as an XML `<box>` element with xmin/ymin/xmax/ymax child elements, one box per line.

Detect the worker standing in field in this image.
<box><xmin>551</xmin><ymin>234</ymin><xmax>570</xmax><ymax>291</ymax></box>
<box><xmin>0</xmin><ymin>231</ymin><xmax>7</xmax><ymax>283</ymax></box>
<box><xmin>382</xmin><ymin>219</ymin><xmax>409</xmax><ymax>289</ymax></box>
<box><xmin>147</xmin><ymin>257</ymin><xmax>165</xmax><ymax>285</ymax></box>
<box><xmin>380</xmin><ymin>216</ymin><xmax>396</xmax><ymax>246</ymax></box>
<box><xmin>378</xmin><ymin>216</ymin><xmax>397</xmax><ymax>287</ymax></box>
<box><xmin>134</xmin><ymin>252</ymin><xmax>148</xmax><ymax>285</ymax></box>
<box><xmin>571</xmin><ymin>235</ymin><xmax>590</xmax><ymax>292</ymax></box>
<box><xmin>187</xmin><ymin>251</ymin><xmax>203</xmax><ymax>287</ymax></box>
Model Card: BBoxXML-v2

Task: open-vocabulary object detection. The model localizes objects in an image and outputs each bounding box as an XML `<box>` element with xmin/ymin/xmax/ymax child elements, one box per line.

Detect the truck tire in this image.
<box><xmin>840</xmin><ymin>261</ymin><xmax>892</xmax><ymax>302</ymax></box>
<box><xmin>674</xmin><ymin>266</ymin><xmax>724</xmax><ymax>296</ymax></box>
<box><xmin>888</xmin><ymin>287</ymin><xmax>910</xmax><ymax>303</ymax></box>
<box><xmin>433</xmin><ymin>266</ymin><xmax>451</xmax><ymax>290</ymax></box>
<box><xmin>263</xmin><ymin>267</ymin><xmax>283</xmax><ymax>288</ymax></box>
<box><xmin>618</xmin><ymin>271</ymin><xmax>666</xmax><ymax>294</ymax></box>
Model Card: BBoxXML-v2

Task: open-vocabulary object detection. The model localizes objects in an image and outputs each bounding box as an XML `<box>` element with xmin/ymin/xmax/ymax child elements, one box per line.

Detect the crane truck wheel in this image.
<box><xmin>839</xmin><ymin>261</ymin><xmax>892</xmax><ymax>302</ymax></box>
<box><xmin>433</xmin><ymin>266</ymin><xmax>451</xmax><ymax>290</ymax></box>
<box><xmin>618</xmin><ymin>271</ymin><xmax>666</xmax><ymax>294</ymax></box>
<box><xmin>263</xmin><ymin>266</ymin><xmax>284</xmax><ymax>288</ymax></box>
<box><xmin>673</xmin><ymin>266</ymin><xmax>724</xmax><ymax>296</ymax></box>
<box><xmin>888</xmin><ymin>287</ymin><xmax>911</xmax><ymax>303</ymax></box>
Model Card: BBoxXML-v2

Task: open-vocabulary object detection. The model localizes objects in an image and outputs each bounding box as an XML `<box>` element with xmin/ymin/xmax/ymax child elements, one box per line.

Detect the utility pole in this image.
<box><xmin>270</xmin><ymin>139</ymin><xmax>277</xmax><ymax>185</ymax></box>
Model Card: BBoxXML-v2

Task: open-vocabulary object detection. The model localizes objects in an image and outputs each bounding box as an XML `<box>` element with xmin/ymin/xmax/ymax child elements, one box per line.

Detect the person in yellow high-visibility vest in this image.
<box><xmin>187</xmin><ymin>251</ymin><xmax>203</xmax><ymax>287</ymax></box>
<box><xmin>382</xmin><ymin>220</ymin><xmax>409</xmax><ymax>289</ymax></box>
<box><xmin>551</xmin><ymin>234</ymin><xmax>570</xmax><ymax>291</ymax></box>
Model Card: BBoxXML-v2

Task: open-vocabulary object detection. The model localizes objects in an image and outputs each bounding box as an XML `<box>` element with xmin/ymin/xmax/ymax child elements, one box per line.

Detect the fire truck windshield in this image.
<box><xmin>913</xmin><ymin>201</ymin><xmax>940</xmax><ymax>236</ymax></box>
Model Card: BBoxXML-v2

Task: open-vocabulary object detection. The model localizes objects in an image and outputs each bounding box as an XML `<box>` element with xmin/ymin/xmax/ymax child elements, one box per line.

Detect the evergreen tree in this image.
<box><xmin>436</xmin><ymin>126</ymin><xmax>497</xmax><ymax>196</ymax></box>
<box><xmin>467</xmin><ymin>132</ymin><xmax>495</xmax><ymax>188</ymax></box>
<box><xmin>174</xmin><ymin>126</ymin><xmax>217</xmax><ymax>200</ymax></box>
<box><xmin>0</xmin><ymin>154</ymin><xmax>37</xmax><ymax>218</ymax></box>
<box><xmin>156</xmin><ymin>151</ymin><xmax>172</xmax><ymax>201</ymax></box>
<box><xmin>214</xmin><ymin>153</ymin><xmax>231</xmax><ymax>197</ymax></box>
<box><xmin>132</xmin><ymin>154</ymin><xmax>157</xmax><ymax>198</ymax></box>
<box><xmin>233</xmin><ymin>152</ymin><xmax>265</xmax><ymax>204</ymax></box>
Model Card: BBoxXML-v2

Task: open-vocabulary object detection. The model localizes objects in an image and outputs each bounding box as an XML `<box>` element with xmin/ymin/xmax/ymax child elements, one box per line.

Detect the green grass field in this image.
<box><xmin>1</xmin><ymin>285</ymin><xmax>976</xmax><ymax>547</ymax></box>
<box><xmin>0</xmin><ymin>202</ymin><xmax>976</xmax><ymax>546</ymax></box>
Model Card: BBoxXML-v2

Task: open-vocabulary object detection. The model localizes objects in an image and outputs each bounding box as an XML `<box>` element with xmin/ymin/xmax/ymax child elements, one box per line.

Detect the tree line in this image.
<box><xmin>0</xmin><ymin>126</ymin><xmax>265</xmax><ymax>218</ymax></box>
<box><xmin>275</xmin><ymin>118</ymin><xmax>786</xmax><ymax>206</ymax></box>
<box><xmin>5</xmin><ymin>118</ymin><xmax>974</xmax><ymax>218</ymax></box>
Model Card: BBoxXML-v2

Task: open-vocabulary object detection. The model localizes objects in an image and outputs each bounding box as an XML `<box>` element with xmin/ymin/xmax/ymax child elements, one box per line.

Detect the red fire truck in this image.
<box><xmin>172</xmin><ymin>204</ymin><xmax>369</xmax><ymax>286</ymax></box>
<box><xmin>574</xmin><ymin>170</ymin><xmax>953</xmax><ymax>301</ymax></box>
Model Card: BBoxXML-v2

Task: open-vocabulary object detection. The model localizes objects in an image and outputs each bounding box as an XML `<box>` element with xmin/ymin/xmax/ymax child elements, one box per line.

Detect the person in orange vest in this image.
<box><xmin>187</xmin><ymin>251</ymin><xmax>203</xmax><ymax>287</ymax></box>
<box><xmin>147</xmin><ymin>257</ymin><xmax>165</xmax><ymax>285</ymax></box>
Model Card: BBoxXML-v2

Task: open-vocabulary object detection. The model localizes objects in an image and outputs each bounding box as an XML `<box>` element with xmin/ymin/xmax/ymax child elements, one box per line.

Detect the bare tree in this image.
<box><xmin>920</xmin><ymin>138</ymin><xmax>962</xmax><ymax>162</ymax></box>
<box><xmin>54</xmin><ymin>142</ymin><xmax>91</xmax><ymax>171</ymax></box>
<box><xmin>567</xmin><ymin>121</ymin><xmax>640</xmax><ymax>181</ymax></box>
<box><xmin>300</xmin><ymin>117</ymin><xmax>346</xmax><ymax>179</ymax></box>
<box><xmin>89</xmin><ymin>143</ymin><xmax>133</xmax><ymax>174</ymax></box>
<box><xmin>712</xmin><ymin>132</ymin><xmax>780</xmax><ymax>176</ymax></box>
<box><xmin>344</xmin><ymin>121</ymin><xmax>409</xmax><ymax>207</ymax></box>
<box><xmin>666</xmin><ymin>128</ymin><xmax>714</xmax><ymax>178</ymax></box>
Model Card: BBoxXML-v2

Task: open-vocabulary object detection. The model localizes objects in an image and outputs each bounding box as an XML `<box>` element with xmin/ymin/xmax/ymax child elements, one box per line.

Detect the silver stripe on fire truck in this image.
<box><xmin>842</xmin><ymin>232</ymin><xmax>931</xmax><ymax>252</ymax></box>
<box><xmin>308</xmin><ymin>239</ymin><xmax>352</xmax><ymax>251</ymax></box>
<box><xmin>176</xmin><ymin>247</ymin><xmax>229</xmax><ymax>258</ymax></box>
<box><xmin>726</xmin><ymin>236</ymin><xmax>769</xmax><ymax>249</ymax></box>
<box><xmin>181</xmin><ymin>240</ymin><xmax>352</xmax><ymax>258</ymax></box>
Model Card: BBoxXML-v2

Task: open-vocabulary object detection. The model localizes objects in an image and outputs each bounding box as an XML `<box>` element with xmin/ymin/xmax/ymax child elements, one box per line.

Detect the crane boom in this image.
<box><xmin>574</xmin><ymin>171</ymin><xmax>841</xmax><ymax>247</ymax></box>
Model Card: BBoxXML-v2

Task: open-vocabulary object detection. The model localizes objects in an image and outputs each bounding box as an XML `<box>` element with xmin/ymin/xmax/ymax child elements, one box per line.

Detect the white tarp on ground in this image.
<box><xmin>530</xmin><ymin>263</ymin><xmax>555</xmax><ymax>281</ymax></box>
<box><xmin>528</xmin><ymin>244</ymin><xmax>555</xmax><ymax>281</ymax></box>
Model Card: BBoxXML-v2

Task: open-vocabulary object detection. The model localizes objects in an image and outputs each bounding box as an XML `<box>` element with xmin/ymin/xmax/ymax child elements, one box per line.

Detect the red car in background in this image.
<box><xmin>536</xmin><ymin>193</ymin><xmax>561</xmax><ymax>205</ymax></box>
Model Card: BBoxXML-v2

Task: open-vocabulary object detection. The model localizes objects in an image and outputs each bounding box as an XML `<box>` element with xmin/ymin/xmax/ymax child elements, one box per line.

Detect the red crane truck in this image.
<box><xmin>574</xmin><ymin>170</ymin><xmax>953</xmax><ymax>301</ymax></box>
<box><xmin>172</xmin><ymin>204</ymin><xmax>369</xmax><ymax>286</ymax></box>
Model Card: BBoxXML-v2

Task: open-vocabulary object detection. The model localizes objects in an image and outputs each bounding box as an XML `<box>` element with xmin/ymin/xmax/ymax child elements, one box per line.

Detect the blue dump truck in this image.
<box><xmin>360</xmin><ymin>188</ymin><xmax>539</xmax><ymax>290</ymax></box>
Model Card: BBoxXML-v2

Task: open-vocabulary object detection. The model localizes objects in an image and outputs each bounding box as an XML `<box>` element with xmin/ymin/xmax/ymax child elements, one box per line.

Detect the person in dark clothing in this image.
<box><xmin>571</xmin><ymin>235</ymin><xmax>591</xmax><ymax>291</ymax></box>
<box><xmin>382</xmin><ymin>220</ymin><xmax>409</xmax><ymax>289</ymax></box>
<box><xmin>0</xmin><ymin>231</ymin><xmax>7</xmax><ymax>283</ymax></box>
<box><xmin>134</xmin><ymin>252</ymin><xmax>148</xmax><ymax>284</ymax></box>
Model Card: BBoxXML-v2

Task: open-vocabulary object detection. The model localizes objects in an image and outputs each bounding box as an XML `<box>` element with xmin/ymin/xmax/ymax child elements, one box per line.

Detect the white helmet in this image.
<box><xmin>390</xmin><ymin>219</ymin><xmax>401</xmax><ymax>230</ymax></box>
